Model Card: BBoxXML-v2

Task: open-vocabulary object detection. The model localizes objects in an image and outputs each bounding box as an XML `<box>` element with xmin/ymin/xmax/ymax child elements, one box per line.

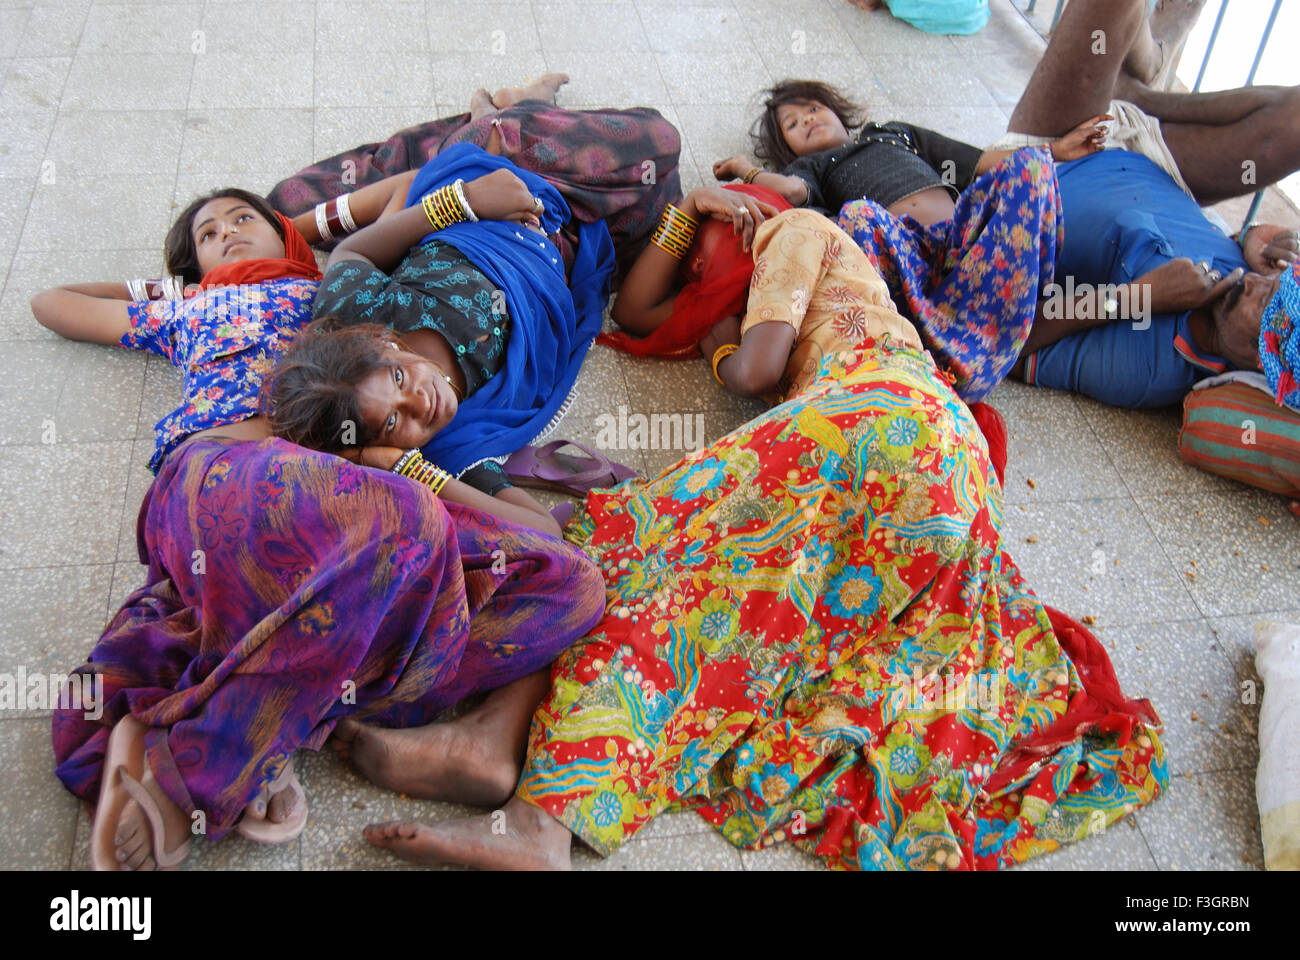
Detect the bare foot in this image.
<box><xmin>492</xmin><ymin>72</ymin><xmax>570</xmax><ymax>109</ymax></box>
<box><xmin>1130</xmin><ymin>0</ymin><xmax>1207</xmax><ymax>85</ymax></box>
<box><xmin>331</xmin><ymin>716</ymin><xmax>520</xmax><ymax>807</ymax></box>
<box><xmin>848</xmin><ymin>0</ymin><xmax>884</xmax><ymax>9</ymax></box>
<box><xmin>113</xmin><ymin>769</ymin><xmax>191</xmax><ymax>871</ymax></box>
<box><xmin>1149</xmin><ymin>0</ymin><xmax>1208</xmax><ymax>50</ymax></box>
<box><xmin>244</xmin><ymin>761</ymin><xmax>300</xmax><ymax>825</ymax></box>
<box><xmin>363</xmin><ymin>796</ymin><xmax>572</xmax><ymax>870</ymax></box>
<box><xmin>469</xmin><ymin>87</ymin><xmax>497</xmax><ymax>122</ymax></box>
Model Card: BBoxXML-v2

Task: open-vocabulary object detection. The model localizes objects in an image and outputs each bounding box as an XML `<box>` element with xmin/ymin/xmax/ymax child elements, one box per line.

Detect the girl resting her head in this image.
<box><xmin>714</xmin><ymin>78</ymin><xmax>1106</xmax><ymax>227</ymax></box>
<box><xmin>262</xmin><ymin>142</ymin><xmax>616</xmax><ymax>523</ymax></box>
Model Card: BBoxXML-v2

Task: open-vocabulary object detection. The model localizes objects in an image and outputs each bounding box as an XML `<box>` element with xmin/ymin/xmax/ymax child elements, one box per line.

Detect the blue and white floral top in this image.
<box><xmin>122</xmin><ymin>277</ymin><xmax>319</xmax><ymax>471</ymax></box>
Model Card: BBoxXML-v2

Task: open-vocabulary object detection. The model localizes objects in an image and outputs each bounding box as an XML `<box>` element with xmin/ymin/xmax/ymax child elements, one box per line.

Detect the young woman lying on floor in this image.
<box><xmin>34</xmin><ymin>169</ymin><xmax>610</xmax><ymax>871</ymax></box>
<box><xmin>268</xmin><ymin>141</ymin><xmax>618</xmax><ymax>505</ymax></box>
<box><xmin>319</xmin><ymin>185</ymin><xmax>1168</xmax><ymax>871</ymax></box>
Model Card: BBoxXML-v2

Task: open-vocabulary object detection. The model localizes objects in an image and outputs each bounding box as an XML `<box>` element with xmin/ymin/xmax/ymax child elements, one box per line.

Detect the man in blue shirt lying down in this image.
<box><xmin>993</xmin><ymin>0</ymin><xmax>1299</xmax><ymax>407</ymax></box>
<box><xmin>1020</xmin><ymin>149</ymin><xmax>1277</xmax><ymax>408</ymax></box>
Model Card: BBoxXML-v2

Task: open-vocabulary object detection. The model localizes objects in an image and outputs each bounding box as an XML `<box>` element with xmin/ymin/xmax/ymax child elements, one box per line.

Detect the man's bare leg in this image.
<box><xmin>1142</xmin><ymin>0</ymin><xmax>1209</xmax><ymax>86</ymax></box>
<box><xmin>1146</xmin><ymin>87</ymin><xmax>1300</xmax><ymax>203</ymax></box>
<box><xmin>1008</xmin><ymin>0</ymin><xmax>1203</xmax><ymax>137</ymax></box>
<box><xmin>364</xmin><ymin>795</ymin><xmax>573</xmax><ymax>870</ymax></box>
<box><xmin>331</xmin><ymin>668</ymin><xmax>551</xmax><ymax>808</ymax></box>
<box><xmin>1009</xmin><ymin>0</ymin><xmax>1153</xmax><ymax>136</ymax></box>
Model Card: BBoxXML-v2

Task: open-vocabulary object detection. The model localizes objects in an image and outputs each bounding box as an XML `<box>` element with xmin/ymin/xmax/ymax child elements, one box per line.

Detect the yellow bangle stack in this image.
<box><xmin>395</xmin><ymin>449</ymin><xmax>451</xmax><ymax>496</ymax></box>
<box><xmin>711</xmin><ymin>343</ymin><xmax>739</xmax><ymax>385</ymax></box>
<box><xmin>651</xmin><ymin>204</ymin><xmax>699</xmax><ymax>260</ymax></box>
<box><xmin>421</xmin><ymin>181</ymin><xmax>469</xmax><ymax>233</ymax></box>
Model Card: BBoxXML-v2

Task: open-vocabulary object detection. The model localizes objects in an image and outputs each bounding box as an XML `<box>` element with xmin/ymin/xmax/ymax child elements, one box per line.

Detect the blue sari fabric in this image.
<box><xmin>405</xmin><ymin>142</ymin><xmax>615</xmax><ymax>475</ymax></box>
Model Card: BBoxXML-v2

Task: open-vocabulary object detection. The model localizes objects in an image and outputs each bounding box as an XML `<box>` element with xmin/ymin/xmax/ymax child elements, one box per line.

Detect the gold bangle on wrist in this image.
<box><xmin>651</xmin><ymin>204</ymin><xmax>700</xmax><ymax>260</ymax></box>
<box><xmin>421</xmin><ymin>183</ymin><xmax>468</xmax><ymax>233</ymax></box>
<box><xmin>711</xmin><ymin>343</ymin><xmax>739</xmax><ymax>385</ymax></box>
<box><xmin>743</xmin><ymin>167</ymin><xmax>762</xmax><ymax>184</ymax></box>
<box><xmin>395</xmin><ymin>450</ymin><xmax>452</xmax><ymax>496</ymax></box>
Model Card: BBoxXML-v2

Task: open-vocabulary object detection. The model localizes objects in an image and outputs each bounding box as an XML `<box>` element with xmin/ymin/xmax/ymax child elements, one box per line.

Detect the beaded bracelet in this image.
<box><xmin>392</xmin><ymin>448</ymin><xmax>421</xmax><ymax>475</ymax></box>
<box><xmin>651</xmin><ymin>204</ymin><xmax>699</xmax><ymax>260</ymax></box>
<box><xmin>711</xmin><ymin>343</ymin><xmax>739</xmax><ymax>385</ymax></box>
<box><xmin>394</xmin><ymin>448</ymin><xmax>451</xmax><ymax>496</ymax></box>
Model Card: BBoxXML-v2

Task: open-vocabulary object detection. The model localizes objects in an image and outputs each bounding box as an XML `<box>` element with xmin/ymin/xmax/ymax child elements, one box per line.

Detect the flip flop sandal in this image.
<box><xmin>550</xmin><ymin>501</ymin><xmax>575</xmax><ymax>528</ymax></box>
<box><xmin>235</xmin><ymin>758</ymin><xmax>308</xmax><ymax>844</ymax></box>
<box><xmin>91</xmin><ymin>716</ymin><xmax>191</xmax><ymax>871</ymax></box>
<box><xmin>505</xmin><ymin>440</ymin><xmax>637</xmax><ymax>497</ymax></box>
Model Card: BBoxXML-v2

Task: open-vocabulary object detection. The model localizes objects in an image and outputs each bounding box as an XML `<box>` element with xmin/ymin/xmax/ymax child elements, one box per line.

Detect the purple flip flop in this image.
<box><xmin>505</xmin><ymin>440</ymin><xmax>637</xmax><ymax>497</ymax></box>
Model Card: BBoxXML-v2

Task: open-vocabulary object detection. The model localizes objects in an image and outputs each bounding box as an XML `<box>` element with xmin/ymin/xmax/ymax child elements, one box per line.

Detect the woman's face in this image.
<box><xmin>191</xmin><ymin>197</ymin><xmax>286</xmax><ymax>277</ymax></box>
<box><xmin>776</xmin><ymin>99</ymin><xmax>851</xmax><ymax>157</ymax></box>
<box><xmin>353</xmin><ymin>346</ymin><xmax>459</xmax><ymax>449</ymax></box>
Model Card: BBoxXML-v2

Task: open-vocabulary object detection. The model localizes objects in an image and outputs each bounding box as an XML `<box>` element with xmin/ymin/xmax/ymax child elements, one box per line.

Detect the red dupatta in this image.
<box><xmin>598</xmin><ymin>184</ymin><xmax>791</xmax><ymax>358</ymax></box>
<box><xmin>196</xmin><ymin>213</ymin><xmax>322</xmax><ymax>290</ymax></box>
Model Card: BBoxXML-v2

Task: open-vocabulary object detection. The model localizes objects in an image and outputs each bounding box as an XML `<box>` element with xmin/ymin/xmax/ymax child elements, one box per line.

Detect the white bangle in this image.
<box><xmin>336</xmin><ymin>193</ymin><xmax>358</xmax><ymax>233</ymax></box>
<box><xmin>452</xmin><ymin>178</ymin><xmax>478</xmax><ymax>222</ymax></box>
<box><xmin>160</xmin><ymin>275</ymin><xmax>185</xmax><ymax>300</ymax></box>
<box><xmin>125</xmin><ymin>278</ymin><xmax>148</xmax><ymax>301</ymax></box>
<box><xmin>314</xmin><ymin>202</ymin><xmax>334</xmax><ymax>242</ymax></box>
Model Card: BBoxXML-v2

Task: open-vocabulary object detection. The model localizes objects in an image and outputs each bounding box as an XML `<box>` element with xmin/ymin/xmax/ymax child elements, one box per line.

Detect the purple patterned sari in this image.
<box><xmin>52</xmin><ymin>437</ymin><xmax>605</xmax><ymax>838</ymax></box>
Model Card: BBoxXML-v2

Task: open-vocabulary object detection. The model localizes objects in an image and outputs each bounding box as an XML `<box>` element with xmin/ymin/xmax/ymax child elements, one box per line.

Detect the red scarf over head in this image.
<box><xmin>196</xmin><ymin>212</ymin><xmax>322</xmax><ymax>291</ymax></box>
<box><xmin>598</xmin><ymin>183</ymin><xmax>792</xmax><ymax>358</ymax></box>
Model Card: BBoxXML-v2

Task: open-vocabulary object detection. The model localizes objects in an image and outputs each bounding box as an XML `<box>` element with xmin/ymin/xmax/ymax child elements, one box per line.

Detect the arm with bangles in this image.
<box><xmin>328</xmin><ymin>170</ymin><xmax>562</xmax><ymax>536</ymax></box>
<box><xmin>323</xmin><ymin>168</ymin><xmax>541</xmax><ymax>273</ymax></box>
<box><xmin>698</xmin><ymin>315</ymin><xmax>795</xmax><ymax>399</ymax></box>
<box><xmin>611</xmin><ymin>186</ymin><xmax>778</xmax><ymax>336</ymax></box>
<box><xmin>354</xmin><ymin>445</ymin><xmax>562</xmax><ymax>538</ymax></box>
<box><xmin>711</xmin><ymin>156</ymin><xmax>809</xmax><ymax>206</ymax></box>
<box><xmin>291</xmin><ymin>171</ymin><xmax>418</xmax><ymax>246</ymax></box>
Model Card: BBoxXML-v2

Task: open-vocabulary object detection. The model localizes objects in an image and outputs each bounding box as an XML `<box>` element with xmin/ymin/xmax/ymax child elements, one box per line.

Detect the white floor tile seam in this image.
<box><xmin>1125</xmin><ymin>492</ymin><xmax>1280</xmax><ymax>625</ymax></box>
<box><xmin>1064</xmin><ymin>399</ymin><xmax>1213</xmax><ymax>622</ymax></box>
<box><xmin>1130</xmin><ymin>820</ymin><xmax>1163</xmax><ymax>870</ymax></box>
<box><xmin>19</xmin><ymin>5</ymin><xmax>91</xmax><ymax>58</ymax></box>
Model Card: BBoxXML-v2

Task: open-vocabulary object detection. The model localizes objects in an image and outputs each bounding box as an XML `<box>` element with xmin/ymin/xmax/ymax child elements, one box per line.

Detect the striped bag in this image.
<box><xmin>1179</xmin><ymin>382</ymin><xmax>1300</xmax><ymax>497</ymax></box>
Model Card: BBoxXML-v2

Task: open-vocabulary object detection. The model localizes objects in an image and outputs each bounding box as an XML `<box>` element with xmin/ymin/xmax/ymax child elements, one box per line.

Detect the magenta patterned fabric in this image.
<box><xmin>267</xmin><ymin>101</ymin><xmax>682</xmax><ymax>282</ymax></box>
<box><xmin>52</xmin><ymin>437</ymin><xmax>605</xmax><ymax>838</ymax></box>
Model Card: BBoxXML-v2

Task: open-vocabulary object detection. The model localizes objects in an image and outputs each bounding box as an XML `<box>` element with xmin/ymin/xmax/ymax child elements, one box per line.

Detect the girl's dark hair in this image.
<box><xmin>262</xmin><ymin>319</ymin><xmax>406</xmax><ymax>455</ymax></box>
<box><xmin>751</xmin><ymin>80</ymin><xmax>866</xmax><ymax>171</ymax></box>
<box><xmin>165</xmin><ymin>187</ymin><xmax>285</xmax><ymax>285</ymax></box>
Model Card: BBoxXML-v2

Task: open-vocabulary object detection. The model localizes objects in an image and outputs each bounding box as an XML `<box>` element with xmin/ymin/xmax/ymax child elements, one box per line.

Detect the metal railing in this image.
<box><xmin>1019</xmin><ymin>0</ymin><xmax>1283</xmax><ymax>228</ymax></box>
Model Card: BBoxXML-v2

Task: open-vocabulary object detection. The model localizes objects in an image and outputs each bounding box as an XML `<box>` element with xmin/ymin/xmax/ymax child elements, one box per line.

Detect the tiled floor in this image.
<box><xmin>1</xmin><ymin>0</ymin><xmax>1294</xmax><ymax>871</ymax></box>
